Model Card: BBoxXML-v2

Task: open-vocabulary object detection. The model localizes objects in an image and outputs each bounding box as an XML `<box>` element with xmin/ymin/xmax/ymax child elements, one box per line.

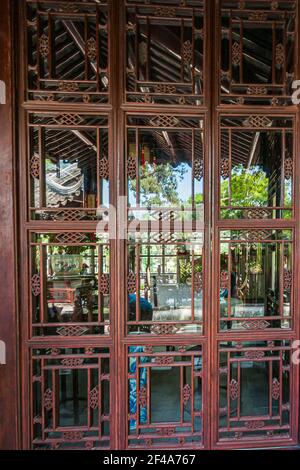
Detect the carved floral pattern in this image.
<box><xmin>55</xmin><ymin>233</ymin><xmax>86</xmax><ymax>244</ymax></box>
<box><xmin>31</xmin><ymin>274</ymin><xmax>41</xmax><ymax>297</ymax></box>
<box><xmin>243</xmin><ymin>116</ymin><xmax>272</xmax><ymax>128</ymax></box>
<box><xmin>154</xmin><ymin>356</ymin><xmax>174</xmax><ymax>365</ymax></box>
<box><xmin>220</xmin><ymin>159</ymin><xmax>230</xmax><ymax>178</ymax></box>
<box><xmin>150</xmin><ymin>115</ymin><xmax>179</xmax><ymax>127</ymax></box>
<box><xmin>44</xmin><ymin>389</ymin><xmax>53</xmax><ymax>411</ymax></box>
<box><xmin>58</xmin><ymin>81</ymin><xmax>79</xmax><ymax>92</ymax></box>
<box><xmin>245</xmin><ymin>420</ymin><xmax>265</xmax><ymax>430</ymax></box>
<box><xmin>99</xmin><ymin>157</ymin><xmax>109</xmax><ymax>180</ymax></box>
<box><xmin>54</xmin><ymin>114</ymin><xmax>84</xmax><ymax>126</ymax></box>
<box><xmin>275</xmin><ymin>43</ymin><xmax>285</xmax><ymax>68</ymax></box>
<box><xmin>39</xmin><ymin>34</ymin><xmax>49</xmax><ymax>59</ymax></box>
<box><xmin>241</xmin><ymin>319</ymin><xmax>270</xmax><ymax>330</ymax></box>
<box><xmin>182</xmin><ymin>384</ymin><xmax>191</xmax><ymax>405</ymax></box>
<box><xmin>244</xmin><ymin>350</ymin><xmax>265</xmax><ymax>360</ymax></box>
<box><xmin>229</xmin><ymin>379</ymin><xmax>239</xmax><ymax>400</ymax></box>
<box><xmin>151</xmin><ymin>324</ymin><xmax>179</xmax><ymax>335</ymax></box>
<box><xmin>182</xmin><ymin>40</ymin><xmax>192</xmax><ymax>64</ymax></box>
<box><xmin>30</xmin><ymin>155</ymin><xmax>40</xmax><ymax>179</ymax></box>
<box><xmin>139</xmin><ymin>387</ymin><xmax>147</xmax><ymax>408</ymax></box>
<box><xmin>127</xmin><ymin>272</ymin><xmax>136</xmax><ymax>294</ymax></box>
<box><xmin>90</xmin><ymin>385</ymin><xmax>100</xmax><ymax>410</ymax></box>
<box><xmin>57</xmin><ymin>325</ymin><xmax>88</xmax><ymax>336</ymax></box>
<box><xmin>283</xmin><ymin>270</ymin><xmax>292</xmax><ymax>292</ymax></box>
<box><xmin>62</xmin><ymin>431</ymin><xmax>84</xmax><ymax>441</ymax></box>
<box><xmin>99</xmin><ymin>274</ymin><xmax>110</xmax><ymax>295</ymax></box>
<box><xmin>194</xmin><ymin>272</ymin><xmax>203</xmax><ymax>293</ymax></box>
<box><xmin>220</xmin><ymin>271</ymin><xmax>229</xmax><ymax>289</ymax></box>
<box><xmin>127</xmin><ymin>157</ymin><xmax>137</xmax><ymax>179</ymax></box>
<box><xmin>154</xmin><ymin>7</ymin><xmax>176</xmax><ymax>17</ymax></box>
<box><xmin>61</xmin><ymin>358</ymin><xmax>84</xmax><ymax>367</ymax></box>
<box><xmin>86</xmin><ymin>37</ymin><xmax>97</xmax><ymax>61</ymax></box>
<box><xmin>232</xmin><ymin>42</ymin><xmax>241</xmax><ymax>66</ymax></box>
<box><xmin>272</xmin><ymin>378</ymin><xmax>280</xmax><ymax>400</ymax></box>
<box><xmin>285</xmin><ymin>158</ymin><xmax>293</xmax><ymax>180</ymax></box>
<box><xmin>194</xmin><ymin>158</ymin><xmax>204</xmax><ymax>181</ymax></box>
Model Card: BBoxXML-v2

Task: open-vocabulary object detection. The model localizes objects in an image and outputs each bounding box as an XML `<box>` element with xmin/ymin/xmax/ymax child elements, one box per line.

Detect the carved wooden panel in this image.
<box><xmin>220</xmin><ymin>1</ymin><xmax>296</xmax><ymax>105</ymax></box>
<box><xmin>128</xmin><ymin>344</ymin><xmax>203</xmax><ymax>448</ymax></box>
<box><xmin>125</xmin><ymin>0</ymin><xmax>205</xmax><ymax>105</ymax></box>
<box><xmin>26</xmin><ymin>0</ymin><xmax>109</xmax><ymax>103</ymax></box>
<box><xmin>30</xmin><ymin>232</ymin><xmax>110</xmax><ymax>337</ymax></box>
<box><xmin>31</xmin><ymin>347</ymin><xmax>110</xmax><ymax>450</ymax></box>
<box><xmin>219</xmin><ymin>229</ymin><xmax>293</xmax><ymax>331</ymax></box>
<box><xmin>218</xmin><ymin>340</ymin><xmax>292</xmax><ymax>443</ymax></box>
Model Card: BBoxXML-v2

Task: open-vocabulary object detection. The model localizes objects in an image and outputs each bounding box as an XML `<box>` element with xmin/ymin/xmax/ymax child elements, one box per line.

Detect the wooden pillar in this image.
<box><xmin>0</xmin><ymin>0</ymin><xmax>19</xmax><ymax>450</ymax></box>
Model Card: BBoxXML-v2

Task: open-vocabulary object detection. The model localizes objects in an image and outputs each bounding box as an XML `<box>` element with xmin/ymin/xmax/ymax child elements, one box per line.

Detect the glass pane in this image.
<box><xmin>220</xmin><ymin>1</ymin><xmax>296</xmax><ymax>106</ymax></box>
<box><xmin>31</xmin><ymin>233</ymin><xmax>110</xmax><ymax>336</ymax></box>
<box><xmin>127</xmin><ymin>233</ymin><xmax>203</xmax><ymax>334</ymax></box>
<box><xmin>29</xmin><ymin>114</ymin><xmax>109</xmax><ymax>221</ymax></box>
<box><xmin>32</xmin><ymin>348</ymin><xmax>110</xmax><ymax>450</ymax></box>
<box><xmin>219</xmin><ymin>341</ymin><xmax>291</xmax><ymax>442</ymax></box>
<box><xmin>125</xmin><ymin>1</ymin><xmax>205</xmax><ymax>105</ymax></box>
<box><xmin>220</xmin><ymin>230</ymin><xmax>293</xmax><ymax>331</ymax></box>
<box><xmin>128</xmin><ymin>345</ymin><xmax>202</xmax><ymax>448</ymax></box>
<box><xmin>220</xmin><ymin>117</ymin><xmax>294</xmax><ymax>219</ymax></box>
<box><xmin>127</xmin><ymin>115</ymin><xmax>204</xmax><ymax>223</ymax></box>
<box><xmin>26</xmin><ymin>1</ymin><xmax>109</xmax><ymax>103</ymax></box>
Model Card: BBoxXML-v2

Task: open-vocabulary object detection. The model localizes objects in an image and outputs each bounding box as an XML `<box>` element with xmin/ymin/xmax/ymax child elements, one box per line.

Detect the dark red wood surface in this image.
<box><xmin>0</xmin><ymin>0</ymin><xmax>19</xmax><ymax>450</ymax></box>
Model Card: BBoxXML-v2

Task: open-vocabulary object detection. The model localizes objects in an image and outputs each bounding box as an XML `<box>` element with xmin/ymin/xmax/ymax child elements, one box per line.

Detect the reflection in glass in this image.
<box><xmin>125</xmin><ymin>2</ymin><xmax>204</xmax><ymax>105</ymax></box>
<box><xmin>220</xmin><ymin>230</ymin><xmax>292</xmax><ymax>330</ymax></box>
<box><xmin>128</xmin><ymin>345</ymin><xmax>202</xmax><ymax>447</ymax></box>
<box><xmin>220</xmin><ymin>1</ymin><xmax>296</xmax><ymax>106</ymax></box>
<box><xmin>127</xmin><ymin>118</ymin><xmax>204</xmax><ymax>222</ymax></box>
<box><xmin>127</xmin><ymin>235</ymin><xmax>203</xmax><ymax>334</ymax></box>
<box><xmin>220</xmin><ymin>123</ymin><xmax>293</xmax><ymax>219</ymax></box>
<box><xmin>30</xmin><ymin>125</ymin><xmax>109</xmax><ymax>220</ymax></box>
<box><xmin>31</xmin><ymin>234</ymin><xmax>110</xmax><ymax>336</ymax></box>
<box><xmin>32</xmin><ymin>348</ymin><xmax>110</xmax><ymax>450</ymax></box>
<box><xmin>219</xmin><ymin>341</ymin><xmax>291</xmax><ymax>441</ymax></box>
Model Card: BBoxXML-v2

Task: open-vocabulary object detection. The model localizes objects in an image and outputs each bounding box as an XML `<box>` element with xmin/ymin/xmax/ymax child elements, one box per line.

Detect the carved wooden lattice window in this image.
<box><xmin>127</xmin><ymin>232</ymin><xmax>204</xmax><ymax>334</ymax></box>
<box><xmin>218</xmin><ymin>340</ymin><xmax>292</xmax><ymax>442</ymax></box>
<box><xmin>26</xmin><ymin>0</ymin><xmax>109</xmax><ymax>103</ymax></box>
<box><xmin>219</xmin><ymin>115</ymin><xmax>294</xmax><ymax>219</ymax></box>
<box><xmin>219</xmin><ymin>229</ymin><xmax>293</xmax><ymax>331</ymax></box>
<box><xmin>127</xmin><ymin>114</ymin><xmax>205</xmax><ymax>224</ymax></box>
<box><xmin>30</xmin><ymin>232</ymin><xmax>110</xmax><ymax>337</ymax></box>
<box><xmin>128</xmin><ymin>344</ymin><xmax>203</xmax><ymax>447</ymax></box>
<box><xmin>28</xmin><ymin>112</ymin><xmax>109</xmax><ymax>221</ymax></box>
<box><xmin>32</xmin><ymin>347</ymin><xmax>110</xmax><ymax>449</ymax></box>
<box><xmin>125</xmin><ymin>0</ymin><xmax>205</xmax><ymax>105</ymax></box>
<box><xmin>220</xmin><ymin>0</ymin><xmax>296</xmax><ymax>106</ymax></box>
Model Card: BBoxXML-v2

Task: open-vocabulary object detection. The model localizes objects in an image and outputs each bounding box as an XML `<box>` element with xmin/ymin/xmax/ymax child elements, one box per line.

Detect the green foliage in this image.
<box><xmin>129</xmin><ymin>162</ymin><xmax>187</xmax><ymax>206</ymax></box>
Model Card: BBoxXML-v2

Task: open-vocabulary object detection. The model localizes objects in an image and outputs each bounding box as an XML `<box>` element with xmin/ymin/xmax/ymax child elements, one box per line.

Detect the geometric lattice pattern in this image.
<box><xmin>128</xmin><ymin>345</ymin><xmax>203</xmax><ymax>448</ymax></box>
<box><xmin>31</xmin><ymin>348</ymin><xmax>110</xmax><ymax>450</ymax></box>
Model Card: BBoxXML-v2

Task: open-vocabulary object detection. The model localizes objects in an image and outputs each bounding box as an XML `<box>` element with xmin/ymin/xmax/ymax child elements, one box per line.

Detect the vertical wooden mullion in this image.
<box><xmin>84</xmin><ymin>15</ymin><xmax>89</xmax><ymax>82</ymax></box>
<box><xmin>87</xmin><ymin>368</ymin><xmax>91</xmax><ymax>430</ymax></box>
<box><xmin>38</xmin><ymin>126</ymin><xmax>45</xmax><ymax>208</ymax></box>
<box><xmin>48</xmin><ymin>13</ymin><xmax>53</xmax><ymax>79</ymax></box>
<box><xmin>98</xmin><ymin>245</ymin><xmax>102</xmax><ymax>324</ymax></box>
